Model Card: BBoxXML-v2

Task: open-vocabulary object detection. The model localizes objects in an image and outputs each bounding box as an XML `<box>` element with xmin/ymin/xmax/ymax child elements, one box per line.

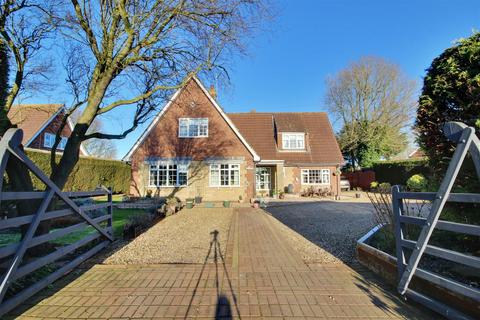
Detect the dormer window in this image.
<box><xmin>179</xmin><ymin>118</ymin><xmax>208</xmax><ymax>137</ymax></box>
<box><xmin>282</xmin><ymin>132</ymin><xmax>305</xmax><ymax>150</ymax></box>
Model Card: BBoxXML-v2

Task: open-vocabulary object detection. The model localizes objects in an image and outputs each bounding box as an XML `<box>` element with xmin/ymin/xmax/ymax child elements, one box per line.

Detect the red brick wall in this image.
<box><xmin>284</xmin><ymin>165</ymin><xmax>340</xmax><ymax>196</ymax></box>
<box><xmin>28</xmin><ymin>112</ymin><xmax>85</xmax><ymax>154</ymax></box>
<box><xmin>130</xmin><ymin>79</ymin><xmax>255</xmax><ymax>198</ymax></box>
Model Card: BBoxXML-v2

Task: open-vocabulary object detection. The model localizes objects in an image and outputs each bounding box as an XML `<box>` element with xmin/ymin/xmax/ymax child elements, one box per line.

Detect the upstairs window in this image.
<box><xmin>282</xmin><ymin>133</ymin><xmax>305</xmax><ymax>150</ymax></box>
<box><xmin>44</xmin><ymin>133</ymin><xmax>68</xmax><ymax>150</ymax></box>
<box><xmin>179</xmin><ymin>118</ymin><xmax>208</xmax><ymax>137</ymax></box>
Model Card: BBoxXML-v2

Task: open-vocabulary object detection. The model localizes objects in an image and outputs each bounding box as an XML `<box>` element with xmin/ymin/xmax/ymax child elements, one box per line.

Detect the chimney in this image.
<box><xmin>208</xmin><ymin>85</ymin><xmax>217</xmax><ymax>100</ymax></box>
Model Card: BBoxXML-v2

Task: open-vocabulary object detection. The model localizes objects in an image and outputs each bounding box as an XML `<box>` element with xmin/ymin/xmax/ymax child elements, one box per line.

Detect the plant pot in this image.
<box><xmin>355</xmin><ymin>193</ymin><xmax>361</xmax><ymax>198</ymax></box>
<box><xmin>195</xmin><ymin>196</ymin><xmax>202</xmax><ymax>204</ymax></box>
<box><xmin>223</xmin><ymin>200</ymin><xmax>231</xmax><ymax>208</ymax></box>
<box><xmin>186</xmin><ymin>198</ymin><xmax>194</xmax><ymax>209</ymax></box>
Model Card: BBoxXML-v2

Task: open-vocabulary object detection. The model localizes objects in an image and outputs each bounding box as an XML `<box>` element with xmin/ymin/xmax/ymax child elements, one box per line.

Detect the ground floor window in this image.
<box><xmin>256</xmin><ymin>167</ymin><xmax>271</xmax><ymax>190</ymax></box>
<box><xmin>301</xmin><ymin>169</ymin><xmax>330</xmax><ymax>185</ymax></box>
<box><xmin>210</xmin><ymin>163</ymin><xmax>240</xmax><ymax>187</ymax></box>
<box><xmin>149</xmin><ymin>163</ymin><xmax>188</xmax><ymax>187</ymax></box>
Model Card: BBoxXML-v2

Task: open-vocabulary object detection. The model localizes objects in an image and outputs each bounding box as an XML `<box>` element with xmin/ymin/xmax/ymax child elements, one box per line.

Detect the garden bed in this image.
<box><xmin>357</xmin><ymin>225</ymin><xmax>479</xmax><ymax>318</ymax></box>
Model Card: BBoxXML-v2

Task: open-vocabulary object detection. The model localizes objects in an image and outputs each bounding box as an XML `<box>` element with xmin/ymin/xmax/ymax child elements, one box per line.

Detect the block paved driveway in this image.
<box><xmin>11</xmin><ymin>208</ymin><xmax>434</xmax><ymax>319</ymax></box>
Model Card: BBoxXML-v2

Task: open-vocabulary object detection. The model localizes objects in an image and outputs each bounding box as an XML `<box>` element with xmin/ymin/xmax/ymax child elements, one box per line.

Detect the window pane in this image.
<box><xmin>220</xmin><ymin>165</ymin><xmax>229</xmax><ymax>186</ymax></box>
<box><xmin>231</xmin><ymin>167</ymin><xmax>239</xmax><ymax>186</ymax></box>
<box><xmin>179</xmin><ymin>120</ymin><xmax>188</xmax><ymax>137</ymax></box>
<box><xmin>178</xmin><ymin>172</ymin><xmax>187</xmax><ymax>186</ymax></box>
<box><xmin>210</xmin><ymin>165</ymin><xmax>219</xmax><ymax>186</ymax></box>
<box><xmin>149</xmin><ymin>165</ymin><xmax>158</xmax><ymax>186</ymax></box>
<box><xmin>168</xmin><ymin>164</ymin><xmax>177</xmax><ymax>186</ymax></box>
<box><xmin>158</xmin><ymin>165</ymin><xmax>167</xmax><ymax>186</ymax></box>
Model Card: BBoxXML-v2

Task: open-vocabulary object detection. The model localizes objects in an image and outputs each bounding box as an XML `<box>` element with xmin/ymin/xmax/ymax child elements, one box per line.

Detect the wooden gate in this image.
<box><xmin>0</xmin><ymin>128</ymin><xmax>114</xmax><ymax>316</ymax></box>
<box><xmin>392</xmin><ymin>122</ymin><xmax>480</xmax><ymax>319</ymax></box>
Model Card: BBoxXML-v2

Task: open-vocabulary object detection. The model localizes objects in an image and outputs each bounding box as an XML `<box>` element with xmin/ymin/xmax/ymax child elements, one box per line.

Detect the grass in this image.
<box><xmin>92</xmin><ymin>193</ymin><xmax>125</xmax><ymax>204</ymax></box>
<box><xmin>0</xmin><ymin>208</ymin><xmax>148</xmax><ymax>247</ymax></box>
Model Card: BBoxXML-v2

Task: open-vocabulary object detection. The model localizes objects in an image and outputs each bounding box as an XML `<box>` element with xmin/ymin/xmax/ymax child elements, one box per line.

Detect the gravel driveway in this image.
<box><xmin>104</xmin><ymin>207</ymin><xmax>233</xmax><ymax>264</ymax></box>
<box><xmin>265</xmin><ymin>200</ymin><xmax>375</xmax><ymax>264</ymax></box>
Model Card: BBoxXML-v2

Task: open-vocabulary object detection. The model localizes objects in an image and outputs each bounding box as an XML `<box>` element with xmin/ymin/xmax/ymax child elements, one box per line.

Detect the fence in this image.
<box><xmin>392</xmin><ymin>122</ymin><xmax>479</xmax><ymax>319</ymax></box>
<box><xmin>342</xmin><ymin>170</ymin><xmax>375</xmax><ymax>190</ymax></box>
<box><xmin>0</xmin><ymin>128</ymin><xmax>114</xmax><ymax>316</ymax></box>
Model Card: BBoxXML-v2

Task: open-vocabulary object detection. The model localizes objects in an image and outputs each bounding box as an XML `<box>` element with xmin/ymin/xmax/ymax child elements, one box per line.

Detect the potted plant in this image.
<box><xmin>145</xmin><ymin>189</ymin><xmax>152</xmax><ymax>198</ymax></box>
<box><xmin>238</xmin><ymin>195</ymin><xmax>243</xmax><ymax>203</ymax></box>
<box><xmin>252</xmin><ymin>200</ymin><xmax>260</xmax><ymax>209</ymax></box>
<box><xmin>195</xmin><ymin>196</ymin><xmax>202</xmax><ymax>204</ymax></box>
<box><xmin>166</xmin><ymin>197</ymin><xmax>178</xmax><ymax>216</ymax></box>
<box><xmin>186</xmin><ymin>198</ymin><xmax>194</xmax><ymax>209</ymax></box>
<box><xmin>278</xmin><ymin>191</ymin><xmax>285</xmax><ymax>199</ymax></box>
<box><xmin>223</xmin><ymin>200</ymin><xmax>231</xmax><ymax>208</ymax></box>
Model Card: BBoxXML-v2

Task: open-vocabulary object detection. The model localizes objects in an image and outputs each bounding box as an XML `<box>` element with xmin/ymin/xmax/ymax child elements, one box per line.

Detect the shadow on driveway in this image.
<box><xmin>264</xmin><ymin>200</ymin><xmax>375</xmax><ymax>264</ymax></box>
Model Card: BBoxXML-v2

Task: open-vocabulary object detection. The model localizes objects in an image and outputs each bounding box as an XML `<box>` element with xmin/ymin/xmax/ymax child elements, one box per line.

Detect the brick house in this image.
<box><xmin>8</xmin><ymin>104</ymin><xmax>87</xmax><ymax>155</ymax></box>
<box><xmin>123</xmin><ymin>77</ymin><xmax>344</xmax><ymax>201</ymax></box>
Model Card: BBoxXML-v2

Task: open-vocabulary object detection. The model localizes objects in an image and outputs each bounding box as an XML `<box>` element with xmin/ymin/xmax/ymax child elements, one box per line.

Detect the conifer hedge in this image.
<box><xmin>25</xmin><ymin>149</ymin><xmax>130</xmax><ymax>193</ymax></box>
<box><xmin>371</xmin><ymin>158</ymin><xmax>430</xmax><ymax>186</ymax></box>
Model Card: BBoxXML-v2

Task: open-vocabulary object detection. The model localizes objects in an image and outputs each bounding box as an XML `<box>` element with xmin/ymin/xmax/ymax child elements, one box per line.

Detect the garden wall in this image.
<box><xmin>25</xmin><ymin>148</ymin><xmax>131</xmax><ymax>193</ymax></box>
<box><xmin>371</xmin><ymin>158</ymin><xmax>430</xmax><ymax>186</ymax></box>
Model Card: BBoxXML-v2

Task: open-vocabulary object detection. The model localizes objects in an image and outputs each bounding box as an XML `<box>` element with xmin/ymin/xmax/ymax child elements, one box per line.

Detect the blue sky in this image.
<box><xmin>26</xmin><ymin>0</ymin><xmax>480</xmax><ymax>159</ymax></box>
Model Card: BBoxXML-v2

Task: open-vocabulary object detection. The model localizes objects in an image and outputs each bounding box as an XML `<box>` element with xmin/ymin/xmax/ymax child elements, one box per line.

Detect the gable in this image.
<box><xmin>8</xmin><ymin>104</ymin><xmax>64</xmax><ymax>146</ymax></box>
<box><xmin>125</xmin><ymin>77</ymin><xmax>259</xmax><ymax>162</ymax></box>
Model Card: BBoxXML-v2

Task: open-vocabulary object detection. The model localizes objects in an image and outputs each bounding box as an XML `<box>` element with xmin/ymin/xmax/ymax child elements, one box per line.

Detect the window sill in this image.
<box><xmin>209</xmin><ymin>185</ymin><xmax>241</xmax><ymax>188</ymax></box>
<box><xmin>147</xmin><ymin>185</ymin><xmax>188</xmax><ymax>188</ymax></box>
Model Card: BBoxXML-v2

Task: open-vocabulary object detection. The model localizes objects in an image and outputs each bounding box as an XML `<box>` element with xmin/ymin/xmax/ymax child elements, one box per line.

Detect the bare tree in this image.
<box><xmin>0</xmin><ymin>1</ymin><xmax>59</xmax><ymax>243</ymax></box>
<box><xmin>325</xmin><ymin>56</ymin><xmax>417</xmax><ymax>167</ymax></box>
<box><xmin>48</xmin><ymin>0</ymin><xmax>269</xmax><ymax>189</ymax></box>
<box><xmin>0</xmin><ymin>0</ymin><xmax>58</xmax><ymax>113</ymax></box>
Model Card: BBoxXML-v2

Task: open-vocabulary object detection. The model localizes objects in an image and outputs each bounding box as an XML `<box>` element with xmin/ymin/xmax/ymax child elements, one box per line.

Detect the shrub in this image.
<box><xmin>24</xmin><ymin>149</ymin><xmax>130</xmax><ymax>193</ymax></box>
<box><xmin>406</xmin><ymin>174</ymin><xmax>428</xmax><ymax>192</ymax></box>
<box><xmin>372</xmin><ymin>158</ymin><xmax>430</xmax><ymax>186</ymax></box>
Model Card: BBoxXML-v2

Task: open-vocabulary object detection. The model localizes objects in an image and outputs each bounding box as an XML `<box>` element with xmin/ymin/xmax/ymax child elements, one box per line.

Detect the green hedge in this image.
<box><xmin>371</xmin><ymin>158</ymin><xmax>430</xmax><ymax>186</ymax></box>
<box><xmin>25</xmin><ymin>149</ymin><xmax>131</xmax><ymax>193</ymax></box>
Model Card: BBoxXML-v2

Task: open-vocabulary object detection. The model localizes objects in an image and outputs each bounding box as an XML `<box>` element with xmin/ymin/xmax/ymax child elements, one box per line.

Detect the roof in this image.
<box><xmin>123</xmin><ymin>76</ymin><xmax>260</xmax><ymax>161</ymax></box>
<box><xmin>228</xmin><ymin>112</ymin><xmax>344</xmax><ymax>165</ymax></box>
<box><xmin>7</xmin><ymin>104</ymin><xmax>64</xmax><ymax>145</ymax></box>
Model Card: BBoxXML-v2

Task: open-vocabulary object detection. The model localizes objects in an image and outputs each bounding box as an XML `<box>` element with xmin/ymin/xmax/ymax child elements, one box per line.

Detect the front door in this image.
<box><xmin>256</xmin><ymin>167</ymin><xmax>271</xmax><ymax>196</ymax></box>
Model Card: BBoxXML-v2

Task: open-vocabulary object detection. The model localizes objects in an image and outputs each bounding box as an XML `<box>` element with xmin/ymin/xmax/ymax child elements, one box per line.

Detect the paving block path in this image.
<box><xmin>10</xmin><ymin>208</ymin><xmax>433</xmax><ymax>319</ymax></box>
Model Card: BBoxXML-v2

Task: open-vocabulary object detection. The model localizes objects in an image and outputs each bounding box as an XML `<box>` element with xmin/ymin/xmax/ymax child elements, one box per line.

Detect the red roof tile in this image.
<box><xmin>7</xmin><ymin>104</ymin><xmax>64</xmax><ymax>145</ymax></box>
<box><xmin>228</xmin><ymin>112</ymin><xmax>344</xmax><ymax>165</ymax></box>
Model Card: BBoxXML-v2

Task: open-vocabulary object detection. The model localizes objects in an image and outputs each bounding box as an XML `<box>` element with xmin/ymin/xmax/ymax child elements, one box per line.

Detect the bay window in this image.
<box><xmin>301</xmin><ymin>169</ymin><xmax>330</xmax><ymax>185</ymax></box>
<box><xmin>179</xmin><ymin>118</ymin><xmax>208</xmax><ymax>137</ymax></box>
<box><xmin>149</xmin><ymin>163</ymin><xmax>188</xmax><ymax>187</ymax></box>
<box><xmin>210</xmin><ymin>163</ymin><xmax>240</xmax><ymax>187</ymax></box>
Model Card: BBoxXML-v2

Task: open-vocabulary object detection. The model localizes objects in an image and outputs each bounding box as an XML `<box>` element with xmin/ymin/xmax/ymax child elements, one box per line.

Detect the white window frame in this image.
<box><xmin>301</xmin><ymin>169</ymin><xmax>330</xmax><ymax>185</ymax></box>
<box><xmin>282</xmin><ymin>132</ymin><xmax>305</xmax><ymax>150</ymax></box>
<box><xmin>178</xmin><ymin>118</ymin><xmax>209</xmax><ymax>138</ymax></box>
<box><xmin>209</xmin><ymin>163</ymin><xmax>240</xmax><ymax>187</ymax></box>
<box><xmin>44</xmin><ymin>133</ymin><xmax>68</xmax><ymax>150</ymax></box>
<box><xmin>148</xmin><ymin>162</ymin><xmax>188</xmax><ymax>187</ymax></box>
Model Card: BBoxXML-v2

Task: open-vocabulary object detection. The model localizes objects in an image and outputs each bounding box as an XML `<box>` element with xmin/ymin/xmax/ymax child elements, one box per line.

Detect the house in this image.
<box><xmin>123</xmin><ymin>77</ymin><xmax>344</xmax><ymax>201</ymax></box>
<box><xmin>7</xmin><ymin>104</ymin><xmax>87</xmax><ymax>155</ymax></box>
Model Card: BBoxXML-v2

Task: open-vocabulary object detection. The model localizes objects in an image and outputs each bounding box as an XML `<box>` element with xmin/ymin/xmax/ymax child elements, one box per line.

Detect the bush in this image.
<box><xmin>24</xmin><ymin>149</ymin><xmax>130</xmax><ymax>193</ymax></box>
<box><xmin>406</xmin><ymin>174</ymin><xmax>428</xmax><ymax>192</ymax></box>
<box><xmin>372</xmin><ymin>158</ymin><xmax>430</xmax><ymax>186</ymax></box>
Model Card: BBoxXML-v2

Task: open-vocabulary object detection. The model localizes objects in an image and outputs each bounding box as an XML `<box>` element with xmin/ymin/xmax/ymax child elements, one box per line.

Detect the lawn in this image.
<box><xmin>0</xmin><ymin>208</ymin><xmax>148</xmax><ymax>247</ymax></box>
